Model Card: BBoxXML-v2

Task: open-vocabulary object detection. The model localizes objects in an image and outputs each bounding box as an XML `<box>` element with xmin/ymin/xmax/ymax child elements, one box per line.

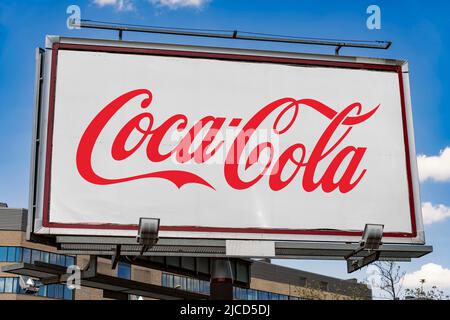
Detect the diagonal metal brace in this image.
<box><xmin>345</xmin><ymin>224</ymin><xmax>384</xmax><ymax>273</ymax></box>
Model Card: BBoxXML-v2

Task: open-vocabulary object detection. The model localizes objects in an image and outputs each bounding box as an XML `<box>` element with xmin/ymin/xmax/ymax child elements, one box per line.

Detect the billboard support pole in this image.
<box><xmin>210</xmin><ymin>259</ymin><xmax>234</xmax><ymax>300</ymax></box>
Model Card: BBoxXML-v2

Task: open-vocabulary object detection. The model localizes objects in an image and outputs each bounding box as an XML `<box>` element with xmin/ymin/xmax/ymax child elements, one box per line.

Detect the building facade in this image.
<box><xmin>0</xmin><ymin>206</ymin><xmax>371</xmax><ymax>300</ymax></box>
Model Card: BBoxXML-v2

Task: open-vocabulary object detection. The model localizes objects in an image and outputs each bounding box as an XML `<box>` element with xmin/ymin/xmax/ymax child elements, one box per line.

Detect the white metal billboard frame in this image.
<box><xmin>26</xmin><ymin>36</ymin><xmax>430</xmax><ymax>261</ymax></box>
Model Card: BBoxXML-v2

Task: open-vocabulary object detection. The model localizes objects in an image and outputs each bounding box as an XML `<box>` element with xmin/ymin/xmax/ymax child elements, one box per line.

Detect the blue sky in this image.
<box><xmin>1</xmin><ymin>0</ymin><xmax>449</xmax><ymax>297</ymax></box>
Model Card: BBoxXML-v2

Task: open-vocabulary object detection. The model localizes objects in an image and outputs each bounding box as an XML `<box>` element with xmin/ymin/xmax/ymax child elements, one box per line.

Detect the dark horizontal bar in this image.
<box><xmin>76</xmin><ymin>20</ymin><xmax>392</xmax><ymax>51</ymax></box>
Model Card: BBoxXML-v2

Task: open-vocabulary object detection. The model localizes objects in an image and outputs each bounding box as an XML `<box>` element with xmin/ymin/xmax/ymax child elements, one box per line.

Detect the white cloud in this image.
<box><xmin>422</xmin><ymin>202</ymin><xmax>450</xmax><ymax>225</ymax></box>
<box><xmin>417</xmin><ymin>147</ymin><xmax>450</xmax><ymax>182</ymax></box>
<box><xmin>403</xmin><ymin>263</ymin><xmax>450</xmax><ymax>290</ymax></box>
<box><xmin>149</xmin><ymin>0</ymin><xmax>210</xmax><ymax>9</ymax></box>
<box><xmin>92</xmin><ymin>0</ymin><xmax>135</xmax><ymax>11</ymax></box>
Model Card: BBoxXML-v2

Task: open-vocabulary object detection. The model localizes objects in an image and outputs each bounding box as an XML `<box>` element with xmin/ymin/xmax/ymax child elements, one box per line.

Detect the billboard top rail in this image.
<box><xmin>72</xmin><ymin>19</ymin><xmax>392</xmax><ymax>55</ymax></box>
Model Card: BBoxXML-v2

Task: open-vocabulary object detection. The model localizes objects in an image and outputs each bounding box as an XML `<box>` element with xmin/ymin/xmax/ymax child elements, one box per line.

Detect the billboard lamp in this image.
<box><xmin>18</xmin><ymin>275</ymin><xmax>42</xmax><ymax>294</ymax></box>
<box><xmin>137</xmin><ymin>218</ymin><xmax>160</xmax><ymax>255</ymax></box>
<box><xmin>345</xmin><ymin>224</ymin><xmax>384</xmax><ymax>273</ymax></box>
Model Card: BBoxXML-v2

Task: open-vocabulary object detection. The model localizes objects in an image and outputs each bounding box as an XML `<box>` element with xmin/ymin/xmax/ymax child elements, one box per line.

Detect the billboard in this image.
<box><xmin>30</xmin><ymin>36</ymin><xmax>424</xmax><ymax>244</ymax></box>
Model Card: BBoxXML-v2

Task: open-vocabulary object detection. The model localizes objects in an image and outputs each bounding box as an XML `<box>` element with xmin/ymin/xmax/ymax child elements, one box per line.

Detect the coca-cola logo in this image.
<box><xmin>76</xmin><ymin>89</ymin><xmax>379</xmax><ymax>193</ymax></box>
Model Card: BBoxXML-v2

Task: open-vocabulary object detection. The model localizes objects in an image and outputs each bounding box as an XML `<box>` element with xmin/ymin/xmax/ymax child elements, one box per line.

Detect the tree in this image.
<box><xmin>404</xmin><ymin>279</ymin><xmax>450</xmax><ymax>300</ymax></box>
<box><xmin>370</xmin><ymin>261</ymin><xmax>405</xmax><ymax>300</ymax></box>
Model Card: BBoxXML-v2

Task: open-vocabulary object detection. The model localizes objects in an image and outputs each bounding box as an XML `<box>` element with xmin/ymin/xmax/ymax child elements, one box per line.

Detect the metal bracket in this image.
<box><xmin>137</xmin><ymin>218</ymin><xmax>160</xmax><ymax>255</ymax></box>
<box><xmin>347</xmin><ymin>251</ymin><xmax>381</xmax><ymax>273</ymax></box>
<box><xmin>111</xmin><ymin>244</ymin><xmax>121</xmax><ymax>269</ymax></box>
<box><xmin>335</xmin><ymin>44</ymin><xmax>343</xmax><ymax>55</ymax></box>
<box><xmin>83</xmin><ymin>255</ymin><xmax>98</xmax><ymax>278</ymax></box>
<box><xmin>18</xmin><ymin>276</ymin><xmax>42</xmax><ymax>294</ymax></box>
<box><xmin>345</xmin><ymin>224</ymin><xmax>384</xmax><ymax>273</ymax></box>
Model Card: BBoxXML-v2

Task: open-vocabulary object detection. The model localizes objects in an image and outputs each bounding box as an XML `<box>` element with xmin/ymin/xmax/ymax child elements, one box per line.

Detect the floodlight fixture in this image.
<box><xmin>345</xmin><ymin>224</ymin><xmax>384</xmax><ymax>273</ymax></box>
<box><xmin>137</xmin><ymin>218</ymin><xmax>160</xmax><ymax>255</ymax></box>
<box><xmin>360</xmin><ymin>224</ymin><xmax>384</xmax><ymax>251</ymax></box>
<box><xmin>18</xmin><ymin>276</ymin><xmax>41</xmax><ymax>294</ymax></box>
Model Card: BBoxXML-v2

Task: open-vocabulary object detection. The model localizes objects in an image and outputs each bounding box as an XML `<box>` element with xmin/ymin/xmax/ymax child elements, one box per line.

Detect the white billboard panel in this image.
<box><xmin>31</xmin><ymin>36</ymin><xmax>424</xmax><ymax>243</ymax></box>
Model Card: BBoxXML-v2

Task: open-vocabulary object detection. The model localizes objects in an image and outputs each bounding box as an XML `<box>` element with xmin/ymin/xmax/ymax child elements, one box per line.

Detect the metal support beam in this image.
<box><xmin>210</xmin><ymin>259</ymin><xmax>233</xmax><ymax>300</ymax></box>
<box><xmin>55</xmin><ymin>235</ymin><xmax>432</xmax><ymax>261</ymax></box>
<box><xmin>347</xmin><ymin>251</ymin><xmax>381</xmax><ymax>273</ymax></box>
<box><xmin>111</xmin><ymin>245</ymin><xmax>121</xmax><ymax>270</ymax></box>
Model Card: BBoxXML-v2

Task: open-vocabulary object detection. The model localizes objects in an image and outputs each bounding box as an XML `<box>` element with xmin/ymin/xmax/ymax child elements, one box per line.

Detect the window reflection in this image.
<box><xmin>161</xmin><ymin>272</ymin><xmax>300</xmax><ymax>300</ymax></box>
<box><xmin>23</xmin><ymin>248</ymin><xmax>31</xmax><ymax>263</ymax></box>
<box><xmin>0</xmin><ymin>246</ymin><xmax>76</xmax><ymax>300</ymax></box>
<box><xmin>0</xmin><ymin>277</ymin><xmax>73</xmax><ymax>300</ymax></box>
<box><xmin>0</xmin><ymin>247</ymin><xmax>6</xmax><ymax>261</ymax></box>
<box><xmin>117</xmin><ymin>262</ymin><xmax>131</xmax><ymax>280</ymax></box>
<box><xmin>31</xmin><ymin>250</ymin><xmax>41</xmax><ymax>263</ymax></box>
<box><xmin>6</xmin><ymin>247</ymin><xmax>16</xmax><ymax>262</ymax></box>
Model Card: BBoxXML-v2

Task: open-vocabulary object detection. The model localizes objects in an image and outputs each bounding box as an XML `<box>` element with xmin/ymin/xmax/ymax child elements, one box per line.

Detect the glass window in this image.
<box><xmin>0</xmin><ymin>247</ymin><xmax>7</xmax><ymax>261</ymax></box>
<box><xmin>53</xmin><ymin>284</ymin><xmax>60</xmax><ymax>299</ymax></box>
<box><xmin>192</xmin><ymin>279</ymin><xmax>199</xmax><ymax>293</ymax></box>
<box><xmin>22</xmin><ymin>248</ymin><xmax>31</xmax><ymax>263</ymax></box>
<box><xmin>57</xmin><ymin>254</ymin><xmax>65</xmax><ymax>266</ymax></box>
<box><xmin>57</xmin><ymin>284</ymin><xmax>64</xmax><ymax>299</ymax></box>
<box><xmin>243</xmin><ymin>289</ymin><xmax>249</xmax><ymax>300</ymax></box>
<box><xmin>0</xmin><ymin>278</ymin><xmax>4</xmax><ymax>293</ymax></box>
<box><xmin>173</xmin><ymin>275</ymin><xmax>181</xmax><ymax>289</ymax></box>
<box><xmin>66</xmin><ymin>256</ymin><xmax>75</xmax><ymax>267</ymax></box>
<box><xmin>13</xmin><ymin>278</ymin><xmax>19</xmax><ymax>293</ymax></box>
<box><xmin>15</xmin><ymin>248</ymin><xmax>22</xmax><ymax>262</ymax></box>
<box><xmin>236</xmin><ymin>262</ymin><xmax>249</xmax><ymax>283</ymax></box>
<box><xmin>199</xmin><ymin>281</ymin><xmax>206</xmax><ymax>294</ymax></box>
<box><xmin>186</xmin><ymin>277</ymin><xmax>193</xmax><ymax>292</ymax></box>
<box><xmin>248</xmin><ymin>289</ymin><xmax>257</xmax><ymax>300</ymax></box>
<box><xmin>41</xmin><ymin>252</ymin><xmax>50</xmax><ymax>263</ymax></box>
<box><xmin>233</xmin><ymin>287</ymin><xmax>240</xmax><ymax>300</ymax></box>
<box><xmin>4</xmin><ymin>278</ymin><xmax>14</xmax><ymax>293</ymax></box>
<box><xmin>167</xmin><ymin>274</ymin><xmax>174</xmax><ymax>288</ymax></box>
<box><xmin>258</xmin><ymin>290</ymin><xmax>269</xmax><ymax>300</ymax></box>
<box><xmin>6</xmin><ymin>247</ymin><xmax>16</xmax><ymax>262</ymax></box>
<box><xmin>47</xmin><ymin>284</ymin><xmax>56</xmax><ymax>298</ymax></box>
<box><xmin>50</xmin><ymin>253</ymin><xmax>58</xmax><ymax>265</ymax></box>
<box><xmin>117</xmin><ymin>262</ymin><xmax>131</xmax><ymax>280</ymax></box>
<box><xmin>180</xmin><ymin>276</ymin><xmax>187</xmax><ymax>290</ymax></box>
<box><xmin>63</xmin><ymin>285</ymin><xmax>73</xmax><ymax>300</ymax></box>
<box><xmin>31</xmin><ymin>250</ymin><xmax>41</xmax><ymax>263</ymax></box>
<box><xmin>234</xmin><ymin>287</ymin><xmax>242</xmax><ymax>300</ymax></box>
<box><xmin>38</xmin><ymin>285</ymin><xmax>47</xmax><ymax>297</ymax></box>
